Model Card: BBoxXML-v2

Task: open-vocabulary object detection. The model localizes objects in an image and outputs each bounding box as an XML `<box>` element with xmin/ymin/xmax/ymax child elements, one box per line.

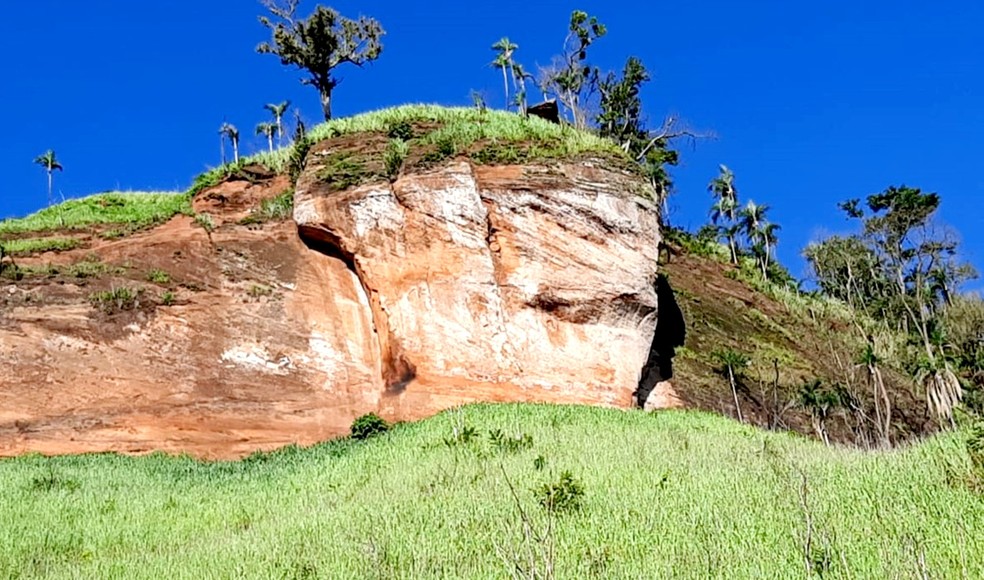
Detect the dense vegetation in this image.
<box><xmin>1</xmin><ymin>404</ymin><xmax>982</xmax><ymax>579</ymax></box>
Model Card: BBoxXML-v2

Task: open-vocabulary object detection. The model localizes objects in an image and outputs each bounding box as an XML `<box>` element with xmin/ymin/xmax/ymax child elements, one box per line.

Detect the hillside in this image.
<box><xmin>0</xmin><ymin>404</ymin><xmax>981</xmax><ymax>578</ymax></box>
<box><xmin>0</xmin><ymin>106</ymin><xmax>939</xmax><ymax>456</ymax></box>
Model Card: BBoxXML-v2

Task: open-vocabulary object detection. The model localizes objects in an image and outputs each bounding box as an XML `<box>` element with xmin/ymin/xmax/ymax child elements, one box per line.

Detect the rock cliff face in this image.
<box><xmin>0</xmin><ymin>150</ymin><xmax>660</xmax><ymax>458</ymax></box>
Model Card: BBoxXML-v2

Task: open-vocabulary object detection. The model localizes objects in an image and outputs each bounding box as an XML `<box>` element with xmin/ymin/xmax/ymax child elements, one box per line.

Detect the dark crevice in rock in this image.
<box><xmin>297</xmin><ymin>224</ymin><xmax>416</xmax><ymax>392</ymax></box>
<box><xmin>635</xmin><ymin>274</ymin><xmax>686</xmax><ymax>407</ymax></box>
<box><xmin>527</xmin><ymin>292</ymin><xmax>656</xmax><ymax>325</ymax></box>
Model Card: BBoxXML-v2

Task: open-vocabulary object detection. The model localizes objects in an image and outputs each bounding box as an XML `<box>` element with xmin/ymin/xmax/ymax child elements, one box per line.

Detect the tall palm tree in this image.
<box><xmin>219</xmin><ymin>123</ymin><xmax>240</xmax><ymax>163</ymax></box>
<box><xmin>708</xmin><ymin>165</ymin><xmax>740</xmax><ymax>264</ymax></box>
<box><xmin>256</xmin><ymin>122</ymin><xmax>277</xmax><ymax>153</ymax></box>
<box><xmin>264</xmin><ymin>100</ymin><xmax>291</xmax><ymax>144</ymax></box>
<box><xmin>34</xmin><ymin>150</ymin><xmax>63</xmax><ymax>207</ymax></box>
<box><xmin>491</xmin><ymin>37</ymin><xmax>518</xmax><ymax>109</ymax></box>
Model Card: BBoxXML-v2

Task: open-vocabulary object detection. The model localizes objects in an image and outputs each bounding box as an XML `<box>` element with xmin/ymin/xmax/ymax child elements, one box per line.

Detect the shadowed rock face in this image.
<box><xmin>0</xmin><ymin>153</ymin><xmax>662</xmax><ymax>459</ymax></box>
<box><xmin>635</xmin><ymin>274</ymin><xmax>686</xmax><ymax>408</ymax></box>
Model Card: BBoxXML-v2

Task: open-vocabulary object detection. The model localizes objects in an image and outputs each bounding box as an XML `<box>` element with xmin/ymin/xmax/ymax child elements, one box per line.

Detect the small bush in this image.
<box><xmin>89</xmin><ymin>287</ymin><xmax>142</xmax><ymax>313</ymax></box>
<box><xmin>534</xmin><ymin>470</ymin><xmax>585</xmax><ymax>513</ymax></box>
<box><xmin>488</xmin><ymin>429</ymin><xmax>533</xmax><ymax>453</ymax></box>
<box><xmin>386</xmin><ymin>120</ymin><xmax>415</xmax><ymax>141</ymax></box>
<box><xmin>383</xmin><ymin>138</ymin><xmax>410</xmax><ymax>180</ymax></box>
<box><xmin>160</xmin><ymin>291</ymin><xmax>176</xmax><ymax>306</ymax></box>
<box><xmin>351</xmin><ymin>413</ymin><xmax>390</xmax><ymax>440</ymax></box>
<box><xmin>443</xmin><ymin>425</ymin><xmax>479</xmax><ymax>447</ymax></box>
<box><xmin>194</xmin><ymin>213</ymin><xmax>215</xmax><ymax>233</ymax></box>
<box><xmin>146</xmin><ymin>268</ymin><xmax>171</xmax><ymax>284</ymax></box>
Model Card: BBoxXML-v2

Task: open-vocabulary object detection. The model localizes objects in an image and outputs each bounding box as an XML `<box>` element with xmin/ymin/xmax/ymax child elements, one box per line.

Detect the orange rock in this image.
<box><xmin>0</xmin><ymin>157</ymin><xmax>660</xmax><ymax>459</ymax></box>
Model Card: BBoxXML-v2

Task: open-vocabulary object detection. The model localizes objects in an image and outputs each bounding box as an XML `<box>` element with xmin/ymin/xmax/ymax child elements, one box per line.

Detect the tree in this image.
<box><xmin>264</xmin><ymin>100</ymin><xmax>291</xmax><ymax>144</ymax></box>
<box><xmin>490</xmin><ymin>37</ymin><xmax>517</xmax><ymax>109</ymax></box>
<box><xmin>712</xmin><ymin>349</ymin><xmax>750</xmax><ymax>423</ymax></box>
<box><xmin>257</xmin><ymin>1</ymin><xmax>384</xmax><ymax>121</ymax></box>
<box><xmin>538</xmin><ymin>10</ymin><xmax>606</xmax><ymax>128</ymax></box>
<box><xmin>812</xmin><ymin>185</ymin><xmax>977</xmax><ymax>427</ymax></box>
<box><xmin>219</xmin><ymin>123</ymin><xmax>240</xmax><ymax>163</ymax></box>
<box><xmin>739</xmin><ymin>200</ymin><xmax>780</xmax><ymax>279</ymax></box>
<box><xmin>708</xmin><ymin>165</ymin><xmax>740</xmax><ymax>264</ymax></box>
<box><xmin>597</xmin><ymin>56</ymin><xmax>683</xmax><ymax>207</ymax></box>
<box><xmin>256</xmin><ymin>122</ymin><xmax>277</xmax><ymax>153</ymax></box>
<box><xmin>798</xmin><ymin>380</ymin><xmax>842</xmax><ymax>446</ymax></box>
<box><xmin>34</xmin><ymin>150</ymin><xmax>63</xmax><ymax>207</ymax></box>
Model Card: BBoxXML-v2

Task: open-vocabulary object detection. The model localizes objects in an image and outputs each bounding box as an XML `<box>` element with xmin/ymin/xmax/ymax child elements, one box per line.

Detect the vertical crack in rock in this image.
<box><xmin>296</xmin><ymin>224</ymin><xmax>416</xmax><ymax>393</ymax></box>
<box><xmin>635</xmin><ymin>274</ymin><xmax>686</xmax><ymax>407</ymax></box>
<box><xmin>478</xmin><ymin>192</ymin><xmax>523</xmax><ymax>375</ymax></box>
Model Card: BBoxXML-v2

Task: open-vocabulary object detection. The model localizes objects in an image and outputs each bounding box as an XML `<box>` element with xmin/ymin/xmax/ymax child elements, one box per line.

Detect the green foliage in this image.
<box><xmin>146</xmin><ymin>269</ymin><xmax>170</xmax><ymax>284</ymax></box>
<box><xmin>534</xmin><ymin>470</ymin><xmax>585</xmax><ymax>513</ymax></box>
<box><xmin>712</xmin><ymin>349</ymin><xmax>751</xmax><ymax>375</ymax></box>
<box><xmin>89</xmin><ymin>287</ymin><xmax>142</xmax><ymax>313</ymax></box>
<box><xmin>160</xmin><ymin>291</ymin><xmax>176</xmax><ymax>306</ymax></box>
<box><xmin>241</xmin><ymin>190</ymin><xmax>295</xmax><ymax>224</ymax></box>
<box><xmin>350</xmin><ymin>413</ymin><xmax>390</xmax><ymax>440</ymax></box>
<box><xmin>0</xmin><ymin>237</ymin><xmax>80</xmax><ymax>256</ymax></box>
<box><xmin>597</xmin><ymin>56</ymin><xmax>678</xmax><ymax>201</ymax></box>
<box><xmin>318</xmin><ymin>153</ymin><xmax>378</xmax><ymax>191</ymax></box>
<box><xmin>194</xmin><ymin>213</ymin><xmax>215</xmax><ymax>233</ymax></box>
<box><xmin>258</xmin><ymin>3</ymin><xmax>384</xmax><ymax>121</ymax></box>
<box><xmin>0</xmin><ymin>192</ymin><xmax>190</xmax><ymax>235</ymax></box>
<box><xmin>488</xmin><ymin>429</ymin><xmax>533</xmax><ymax>453</ymax></box>
<box><xmin>383</xmin><ymin>138</ymin><xmax>410</xmax><ymax>180</ymax></box>
<box><xmin>538</xmin><ymin>10</ymin><xmax>607</xmax><ymax>128</ymax></box>
<box><xmin>386</xmin><ymin>120</ymin><xmax>414</xmax><ymax>141</ymax></box>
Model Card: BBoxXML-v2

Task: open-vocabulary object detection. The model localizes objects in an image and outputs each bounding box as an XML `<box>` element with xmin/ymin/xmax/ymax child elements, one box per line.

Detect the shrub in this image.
<box><xmin>146</xmin><ymin>268</ymin><xmax>170</xmax><ymax>284</ymax></box>
<box><xmin>386</xmin><ymin>120</ymin><xmax>414</xmax><ymax>141</ymax></box>
<box><xmin>160</xmin><ymin>291</ymin><xmax>176</xmax><ymax>306</ymax></box>
<box><xmin>194</xmin><ymin>213</ymin><xmax>215</xmax><ymax>233</ymax></box>
<box><xmin>383</xmin><ymin>138</ymin><xmax>410</xmax><ymax>180</ymax></box>
<box><xmin>350</xmin><ymin>413</ymin><xmax>390</xmax><ymax>440</ymax></box>
<box><xmin>89</xmin><ymin>287</ymin><xmax>142</xmax><ymax>313</ymax></box>
<box><xmin>534</xmin><ymin>470</ymin><xmax>585</xmax><ymax>513</ymax></box>
<box><xmin>488</xmin><ymin>429</ymin><xmax>533</xmax><ymax>453</ymax></box>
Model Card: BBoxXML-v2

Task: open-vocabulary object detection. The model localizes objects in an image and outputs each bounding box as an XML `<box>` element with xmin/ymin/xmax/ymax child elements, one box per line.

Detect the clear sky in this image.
<box><xmin>2</xmin><ymin>0</ymin><xmax>981</xmax><ymax>288</ymax></box>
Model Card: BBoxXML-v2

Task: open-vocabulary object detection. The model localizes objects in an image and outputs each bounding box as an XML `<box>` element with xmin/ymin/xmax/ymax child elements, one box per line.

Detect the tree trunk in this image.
<box><xmin>233</xmin><ymin>140</ymin><xmax>239</xmax><ymax>163</ymax></box>
<box><xmin>728</xmin><ymin>366</ymin><xmax>744</xmax><ymax>423</ymax></box>
<box><xmin>320</xmin><ymin>89</ymin><xmax>333</xmax><ymax>121</ymax></box>
<box><xmin>220</xmin><ymin>135</ymin><xmax>226</xmax><ymax>165</ymax></box>
<box><xmin>267</xmin><ymin>133</ymin><xmax>274</xmax><ymax>153</ymax></box>
<box><xmin>47</xmin><ymin>170</ymin><xmax>53</xmax><ymax>207</ymax></box>
<box><xmin>276</xmin><ymin>116</ymin><xmax>283</xmax><ymax>145</ymax></box>
<box><xmin>501</xmin><ymin>65</ymin><xmax>510</xmax><ymax>109</ymax></box>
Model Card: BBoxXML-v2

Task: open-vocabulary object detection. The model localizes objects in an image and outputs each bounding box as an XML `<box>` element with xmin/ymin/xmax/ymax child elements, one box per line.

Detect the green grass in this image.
<box><xmin>0</xmin><ymin>404</ymin><xmax>981</xmax><ymax>578</ymax></box>
<box><xmin>1</xmin><ymin>237</ymin><xmax>80</xmax><ymax>255</ymax></box>
<box><xmin>0</xmin><ymin>192</ymin><xmax>190</xmax><ymax>236</ymax></box>
<box><xmin>247</xmin><ymin>104</ymin><xmax>632</xmax><ymax>174</ymax></box>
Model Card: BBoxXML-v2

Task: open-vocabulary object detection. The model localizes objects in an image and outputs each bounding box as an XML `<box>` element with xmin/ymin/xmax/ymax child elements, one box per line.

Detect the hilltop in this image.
<box><xmin>0</xmin><ymin>105</ymin><xmax>942</xmax><ymax>456</ymax></box>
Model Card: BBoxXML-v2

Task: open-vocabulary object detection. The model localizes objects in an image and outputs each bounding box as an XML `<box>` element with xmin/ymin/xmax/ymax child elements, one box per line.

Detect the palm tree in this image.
<box><xmin>491</xmin><ymin>37</ymin><xmax>518</xmax><ymax>109</ymax></box>
<box><xmin>709</xmin><ymin>164</ymin><xmax>740</xmax><ymax>263</ymax></box>
<box><xmin>739</xmin><ymin>200</ymin><xmax>769</xmax><ymax>277</ymax></box>
<box><xmin>34</xmin><ymin>150</ymin><xmax>63</xmax><ymax>207</ymax></box>
<box><xmin>219</xmin><ymin>123</ymin><xmax>240</xmax><ymax>163</ymax></box>
<box><xmin>264</xmin><ymin>100</ymin><xmax>291</xmax><ymax>144</ymax></box>
<box><xmin>256</xmin><ymin>122</ymin><xmax>277</xmax><ymax>153</ymax></box>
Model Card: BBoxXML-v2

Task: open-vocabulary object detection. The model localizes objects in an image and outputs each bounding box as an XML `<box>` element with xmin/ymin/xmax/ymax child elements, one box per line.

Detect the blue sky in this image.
<box><xmin>2</xmin><ymin>0</ymin><xmax>981</xmax><ymax>288</ymax></box>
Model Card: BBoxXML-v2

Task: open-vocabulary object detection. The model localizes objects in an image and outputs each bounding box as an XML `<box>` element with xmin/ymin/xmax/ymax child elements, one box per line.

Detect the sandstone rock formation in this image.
<box><xmin>0</xmin><ymin>151</ymin><xmax>661</xmax><ymax>458</ymax></box>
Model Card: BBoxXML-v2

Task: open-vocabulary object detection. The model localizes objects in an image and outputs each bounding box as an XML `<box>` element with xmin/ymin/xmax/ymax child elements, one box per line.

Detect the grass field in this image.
<box><xmin>0</xmin><ymin>404</ymin><xmax>981</xmax><ymax>579</ymax></box>
<box><xmin>0</xmin><ymin>191</ymin><xmax>189</xmax><ymax>236</ymax></box>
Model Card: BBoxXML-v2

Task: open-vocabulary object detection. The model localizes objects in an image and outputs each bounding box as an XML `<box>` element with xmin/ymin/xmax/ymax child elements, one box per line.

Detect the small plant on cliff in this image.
<box><xmin>146</xmin><ymin>268</ymin><xmax>170</xmax><ymax>284</ymax></box>
<box><xmin>383</xmin><ymin>138</ymin><xmax>409</xmax><ymax>180</ymax></box>
<box><xmin>257</xmin><ymin>0</ymin><xmax>385</xmax><ymax>121</ymax></box>
<box><xmin>89</xmin><ymin>286</ymin><xmax>142</xmax><ymax>313</ymax></box>
<box><xmin>350</xmin><ymin>413</ymin><xmax>390</xmax><ymax>440</ymax></box>
<box><xmin>194</xmin><ymin>213</ymin><xmax>215</xmax><ymax>233</ymax></box>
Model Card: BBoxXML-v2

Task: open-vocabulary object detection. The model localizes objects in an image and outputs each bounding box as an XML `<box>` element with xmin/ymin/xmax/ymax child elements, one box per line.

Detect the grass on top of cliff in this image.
<box><xmin>247</xmin><ymin>104</ymin><xmax>635</xmax><ymax>175</ymax></box>
<box><xmin>0</xmin><ymin>191</ymin><xmax>190</xmax><ymax>236</ymax></box>
<box><xmin>1</xmin><ymin>404</ymin><xmax>983</xmax><ymax>579</ymax></box>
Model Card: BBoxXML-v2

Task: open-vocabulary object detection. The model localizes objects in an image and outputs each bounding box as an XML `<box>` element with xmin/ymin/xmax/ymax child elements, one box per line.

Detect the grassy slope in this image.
<box><xmin>0</xmin><ymin>404</ymin><xmax>981</xmax><ymax>578</ymax></box>
<box><xmin>660</xmin><ymin>235</ymin><xmax>930</xmax><ymax>444</ymax></box>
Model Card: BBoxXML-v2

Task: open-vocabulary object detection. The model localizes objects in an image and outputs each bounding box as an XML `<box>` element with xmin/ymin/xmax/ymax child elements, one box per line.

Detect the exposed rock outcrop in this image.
<box><xmin>0</xmin><ymin>151</ymin><xmax>661</xmax><ymax>458</ymax></box>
